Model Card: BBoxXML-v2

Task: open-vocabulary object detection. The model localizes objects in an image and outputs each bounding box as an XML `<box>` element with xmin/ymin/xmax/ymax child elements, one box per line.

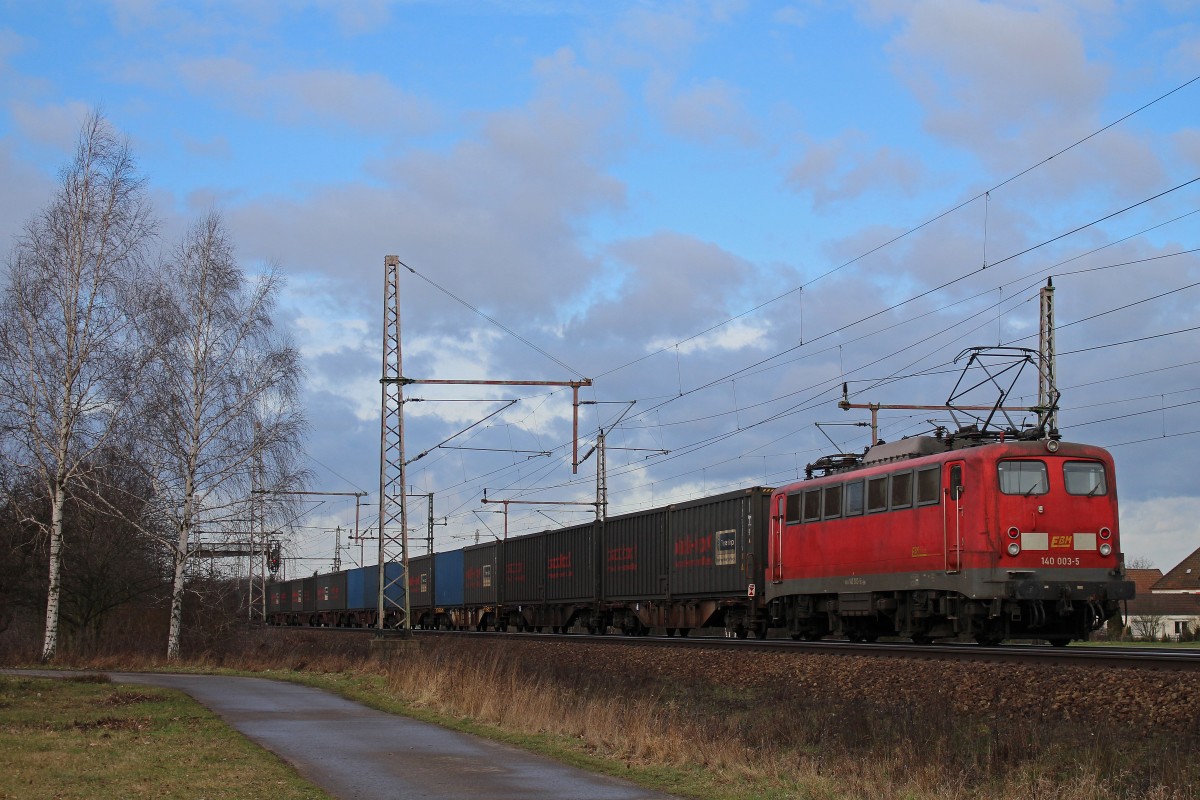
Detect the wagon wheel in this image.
<box><xmin>911</xmin><ymin>633</ymin><xmax>932</xmax><ymax>645</ymax></box>
<box><xmin>1048</xmin><ymin>637</ymin><xmax>1070</xmax><ymax>648</ymax></box>
<box><xmin>665</xmin><ymin>628</ymin><xmax>677</xmax><ymax>637</ymax></box>
<box><xmin>678</xmin><ymin>628</ymin><xmax>691</xmax><ymax>638</ymax></box>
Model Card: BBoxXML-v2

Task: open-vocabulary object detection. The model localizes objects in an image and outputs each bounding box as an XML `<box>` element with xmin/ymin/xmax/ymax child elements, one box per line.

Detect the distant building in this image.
<box><xmin>1152</xmin><ymin>547</ymin><xmax>1200</xmax><ymax>596</ymax></box>
<box><xmin>1121</xmin><ymin>549</ymin><xmax>1200</xmax><ymax>641</ymax></box>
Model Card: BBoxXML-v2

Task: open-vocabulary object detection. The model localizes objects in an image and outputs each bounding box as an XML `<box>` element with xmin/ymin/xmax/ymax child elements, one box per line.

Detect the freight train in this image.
<box><xmin>267</xmin><ymin>431</ymin><xmax>1135</xmax><ymax>646</ymax></box>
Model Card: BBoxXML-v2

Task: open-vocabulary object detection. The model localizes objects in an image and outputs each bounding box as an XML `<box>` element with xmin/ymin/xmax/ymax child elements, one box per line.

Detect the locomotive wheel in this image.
<box><xmin>975</xmin><ymin>634</ymin><xmax>1002</xmax><ymax>646</ymax></box>
<box><xmin>754</xmin><ymin>623</ymin><xmax>769</xmax><ymax>639</ymax></box>
<box><xmin>1048</xmin><ymin>637</ymin><xmax>1070</xmax><ymax>648</ymax></box>
<box><xmin>911</xmin><ymin>633</ymin><xmax>932</xmax><ymax>645</ymax></box>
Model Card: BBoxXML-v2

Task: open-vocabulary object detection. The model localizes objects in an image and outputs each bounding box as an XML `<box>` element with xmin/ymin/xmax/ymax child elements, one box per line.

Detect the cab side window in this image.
<box><xmin>844</xmin><ymin>480</ymin><xmax>865</xmax><ymax>516</ymax></box>
<box><xmin>823</xmin><ymin>484</ymin><xmax>842</xmax><ymax>520</ymax></box>
<box><xmin>916</xmin><ymin>466</ymin><xmax>940</xmax><ymax>505</ymax></box>
<box><xmin>802</xmin><ymin>488</ymin><xmax>822</xmax><ymax>522</ymax></box>
<box><xmin>890</xmin><ymin>471</ymin><xmax>913</xmax><ymax>509</ymax></box>
<box><xmin>786</xmin><ymin>493</ymin><xmax>802</xmax><ymax>524</ymax></box>
<box><xmin>867</xmin><ymin>476</ymin><xmax>888</xmax><ymax>513</ymax></box>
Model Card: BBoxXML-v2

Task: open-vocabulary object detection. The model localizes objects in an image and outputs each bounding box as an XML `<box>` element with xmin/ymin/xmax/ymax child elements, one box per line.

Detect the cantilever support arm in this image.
<box><xmin>383</xmin><ymin>377</ymin><xmax>593</xmax><ymax>473</ymax></box>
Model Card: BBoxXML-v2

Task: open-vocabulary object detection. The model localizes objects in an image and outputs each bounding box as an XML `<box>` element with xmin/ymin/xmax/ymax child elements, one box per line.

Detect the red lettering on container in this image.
<box><xmin>674</xmin><ymin>534</ymin><xmax>713</xmax><ymax>568</ymax></box>
<box><xmin>548</xmin><ymin>552</ymin><xmax>574</xmax><ymax>580</ymax></box>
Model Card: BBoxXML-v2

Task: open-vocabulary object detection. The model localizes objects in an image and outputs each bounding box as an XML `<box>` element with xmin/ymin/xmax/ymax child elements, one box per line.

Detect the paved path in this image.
<box><xmin>7</xmin><ymin>670</ymin><xmax>680</xmax><ymax>800</ymax></box>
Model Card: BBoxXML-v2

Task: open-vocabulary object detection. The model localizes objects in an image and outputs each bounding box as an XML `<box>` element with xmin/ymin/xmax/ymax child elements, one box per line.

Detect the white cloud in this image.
<box><xmin>9</xmin><ymin>100</ymin><xmax>94</xmax><ymax>154</ymax></box>
<box><xmin>658</xmin><ymin>77</ymin><xmax>758</xmax><ymax>146</ymax></box>
<box><xmin>178</xmin><ymin>57</ymin><xmax>438</xmax><ymax>134</ymax></box>
<box><xmin>649</xmin><ymin>318</ymin><xmax>770</xmax><ymax>355</ymax></box>
<box><xmin>788</xmin><ymin>131</ymin><xmax>923</xmax><ymax>210</ymax></box>
<box><xmin>0</xmin><ymin>140</ymin><xmax>54</xmax><ymax>253</ymax></box>
<box><xmin>1120</xmin><ymin>497</ymin><xmax>1200</xmax><ymax>573</ymax></box>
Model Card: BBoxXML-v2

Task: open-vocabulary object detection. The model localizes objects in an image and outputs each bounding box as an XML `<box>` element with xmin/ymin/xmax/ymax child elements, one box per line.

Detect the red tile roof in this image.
<box><xmin>1125</xmin><ymin>568</ymin><xmax>1200</xmax><ymax>615</ymax></box>
<box><xmin>1153</xmin><ymin>546</ymin><xmax>1200</xmax><ymax>593</ymax></box>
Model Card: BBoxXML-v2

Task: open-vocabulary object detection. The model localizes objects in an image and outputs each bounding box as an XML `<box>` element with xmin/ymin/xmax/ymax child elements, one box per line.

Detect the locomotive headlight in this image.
<box><xmin>1046</xmin><ymin>439</ymin><xmax>1060</xmax><ymax>453</ymax></box>
<box><xmin>1099</xmin><ymin>543</ymin><xmax>1113</xmax><ymax>557</ymax></box>
<box><xmin>1007</xmin><ymin>542</ymin><xmax>1021</xmax><ymax>557</ymax></box>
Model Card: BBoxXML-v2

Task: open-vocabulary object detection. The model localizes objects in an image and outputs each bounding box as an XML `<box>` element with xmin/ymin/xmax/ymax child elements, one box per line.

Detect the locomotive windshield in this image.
<box><xmin>997</xmin><ymin>460</ymin><xmax>1049</xmax><ymax>495</ymax></box>
<box><xmin>1064</xmin><ymin>461</ymin><xmax>1108</xmax><ymax>496</ymax></box>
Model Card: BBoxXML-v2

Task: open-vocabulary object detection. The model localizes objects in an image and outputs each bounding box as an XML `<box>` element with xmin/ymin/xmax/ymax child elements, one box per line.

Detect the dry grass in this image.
<box><xmin>4</xmin><ymin>620</ymin><xmax>1197</xmax><ymax>800</ymax></box>
<box><xmin>0</xmin><ymin>674</ymin><xmax>329</xmax><ymax>800</ymax></box>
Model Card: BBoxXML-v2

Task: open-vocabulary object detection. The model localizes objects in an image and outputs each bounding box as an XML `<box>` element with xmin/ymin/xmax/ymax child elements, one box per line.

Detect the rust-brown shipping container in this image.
<box><xmin>463</xmin><ymin>542</ymin><xmax>498</xmax><ymax>605</ymax></box>
<box><xmin>267</xmin><ymin>581</ymin><xmax>291</xmax><ymax>615</ymax></box>
<box><xmin>315</xmin><ymin>571</ymin><xmax>347</xmax><ymax>612</ymax></box>
<box><xmin>299</xmin><ymin>577</ymin><xmax>318</xmax><ymax>613</ymax></box>
<box><xmin>668</xmin><ymin>487</ymin><xmax>772</xmax><ymax>598</ymax></box>
<box><xmin>602</xmin><ymin>507</ymin><xmax>668</xmax><ymax>601</ymax></box>
<box><xmin>502</xmin><ymin>532</ymin><xmax>546</xmax><ymax>604</ymax></box>
<box><xmin>408</xmin><ymin>554</ymin><xmax>433</xmax><ymax>610</ymax></box>
<box><xmin>543</xmin><ymin>521</ymin><xmax>597</xmax><ymax>602</ymax></box>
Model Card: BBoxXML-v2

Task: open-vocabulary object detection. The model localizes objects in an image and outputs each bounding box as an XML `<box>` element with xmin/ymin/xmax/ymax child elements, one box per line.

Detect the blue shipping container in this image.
<box><xmin>347</xmin><ymin>563</ymin><xmax>406</xmax><ymax>610</ymax></box>
<box><xmin>435</xmin><ymin>550</ymin><xmax>465</xmax><ymax>606</ymax></box>
<box><xmin>346</xmin><ymin>567</ymin><xmax>366</xmax><ymax>610</ymax></box>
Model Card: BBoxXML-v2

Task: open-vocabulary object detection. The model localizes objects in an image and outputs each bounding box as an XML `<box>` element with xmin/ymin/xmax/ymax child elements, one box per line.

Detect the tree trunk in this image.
<box><xmin>166</xmin><ymin>522</ymin><xmax>189</xmax><ymax>661</ymax></box>
<box><xmin>40</xmin><ymin>480</ymin><xmax>66</xmax><ymax>662</ymax></box>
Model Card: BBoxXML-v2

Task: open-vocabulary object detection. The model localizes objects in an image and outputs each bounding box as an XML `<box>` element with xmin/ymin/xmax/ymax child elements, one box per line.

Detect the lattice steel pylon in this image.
<box><xmin>1038</xmin><ymin>277</ymin><xmax>1058</xmax><ymax>435</ymax></box>
<box><xmin>377</xmin><ymin>255</ymin><xmax>411</xmax><ymax>633</ymax></box>
<box><xmin>248</xmin><ymin>422</ymin><xmax>267</xmax><ymax>622</ymax></box>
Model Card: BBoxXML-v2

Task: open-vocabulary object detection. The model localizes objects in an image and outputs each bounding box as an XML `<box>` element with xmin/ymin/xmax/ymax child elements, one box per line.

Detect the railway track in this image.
<box><xmin>264</xmin><ymin>625</ymin><xmax>1200</xmax><ymax>671</ymax></box>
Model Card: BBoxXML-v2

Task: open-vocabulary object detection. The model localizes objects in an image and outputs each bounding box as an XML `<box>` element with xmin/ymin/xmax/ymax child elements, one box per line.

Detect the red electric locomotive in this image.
<box><xmin>765</xmin><ymin>434</ymin><xmax>1134</xmax><ymax>646</ymax></box>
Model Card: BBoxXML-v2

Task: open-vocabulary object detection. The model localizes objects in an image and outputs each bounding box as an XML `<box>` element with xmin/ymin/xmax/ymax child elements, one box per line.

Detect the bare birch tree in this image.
<box><xmin>0</xmin><ymin>111</ymin><xmax>156</xmax><ymax>662</ymax></box>
<box><xmin>141</xmin><ymin>211</ymin><xmax>305</xmax><ymax>661</ymax></box>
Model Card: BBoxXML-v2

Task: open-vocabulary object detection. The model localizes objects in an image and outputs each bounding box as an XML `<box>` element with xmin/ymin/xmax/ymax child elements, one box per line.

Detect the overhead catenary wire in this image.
<box><xmin>407</xmin><ymin>213</ymin><xmax>1199</xmax><ymax>522</ymax></box>
<box><xmin>398</xmin><ymin>258</ymin><xmax>585</xmax><ymax>378</ymax></box>
<box><xmin>398</xmin><ymin>77</ymin><xmax>1200</xmax><ymax>544</ymax></box>
<box><xmin>591</xmin><ymin>73</ymin><xmax>1200</xmax><ymax>382</ymax></box>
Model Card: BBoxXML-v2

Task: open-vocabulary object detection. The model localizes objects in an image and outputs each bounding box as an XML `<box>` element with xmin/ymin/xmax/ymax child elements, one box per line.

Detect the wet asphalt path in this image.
<box><xmin>11</xmin><ymin>670</ymin><xmax>680</xmax><ymax>800</ymax></box>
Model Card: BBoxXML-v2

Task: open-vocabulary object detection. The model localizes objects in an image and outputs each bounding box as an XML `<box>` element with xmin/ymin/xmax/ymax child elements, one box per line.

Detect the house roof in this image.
<box><xmin>1125</xmin><ymin>568</ymin><xmax>1200</xmax><ymax>616</ymax></box>
<box><xmin>1128</xmin><ymin>568</ymin><xmax>1164</xmax><ymax>595</ymax></box>
<box><xmin>1153</xmin><ymin>545</ymin><xmax>1200</xmax><ymax>593</ymax></box>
